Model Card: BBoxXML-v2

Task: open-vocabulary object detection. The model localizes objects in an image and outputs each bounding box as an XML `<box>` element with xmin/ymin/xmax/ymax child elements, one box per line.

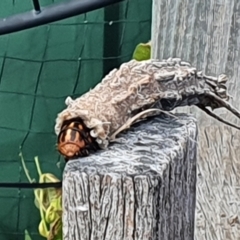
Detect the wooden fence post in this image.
<box><xmin>151</xmin><ymin>1</ymin><xmax>240</xmax><ymax>239</ymax></box>
<box><xmin>63</xmin><ymin>114</ymin><xmax>198</xmax><ymax>240</ymax></box>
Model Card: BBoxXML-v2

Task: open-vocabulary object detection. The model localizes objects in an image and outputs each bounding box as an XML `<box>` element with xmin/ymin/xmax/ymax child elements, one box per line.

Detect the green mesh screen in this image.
<box><xmin>0</xmin><ymin>0</ymin><xmax>152</xmax><ymax>239</ymax></box>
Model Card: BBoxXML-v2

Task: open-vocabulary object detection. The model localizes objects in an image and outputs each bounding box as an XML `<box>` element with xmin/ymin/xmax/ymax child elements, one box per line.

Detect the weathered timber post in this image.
<box><xmin>63</xmin><ymin>114</ymin><xmax>198</xmax><ymax>240</ymax></box>
<box><xmin>151</xmin><ymin>1</ymin><xmax>240</xmax><ymax>239</ymax></box>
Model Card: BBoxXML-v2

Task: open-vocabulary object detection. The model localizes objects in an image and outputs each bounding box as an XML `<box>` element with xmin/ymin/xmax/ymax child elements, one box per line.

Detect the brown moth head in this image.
<box><xmin>57</xmin><ymin>118</ymin><xmax>97</xmax><ymax>160</ymax></box>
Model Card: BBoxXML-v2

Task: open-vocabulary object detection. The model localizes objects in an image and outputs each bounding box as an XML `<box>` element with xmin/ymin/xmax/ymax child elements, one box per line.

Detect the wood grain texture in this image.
<box><xmin>152</xmin><ymin>0</ymin><xmax>240</xmax><ymax>239</ymax></box>
<box><xmin>63</xmin><ymin>114</ymin><xmax>198</xmax><ymax>240</ymax></box>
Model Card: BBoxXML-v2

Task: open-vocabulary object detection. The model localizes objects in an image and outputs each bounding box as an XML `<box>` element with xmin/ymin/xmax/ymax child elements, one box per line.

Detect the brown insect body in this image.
<box><xmin>55</xmin><ymin>58</ymin><xmax>240</xmax><ymax>160</ymax></box>
<box><xmin>57</xmin><ymin>118</ymin><xmax>98</xmax><ymax>161</ymax></box>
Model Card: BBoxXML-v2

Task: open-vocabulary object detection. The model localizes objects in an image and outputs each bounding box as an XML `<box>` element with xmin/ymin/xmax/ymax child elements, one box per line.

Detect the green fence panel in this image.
<box><xmin>0</xmin><ymin>0</ymin><xmax>152</xmax><ymax>239</ymax></box>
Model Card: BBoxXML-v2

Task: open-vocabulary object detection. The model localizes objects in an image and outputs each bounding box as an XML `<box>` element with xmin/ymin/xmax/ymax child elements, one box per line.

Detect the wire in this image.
<box><xmin>32</xmin><ymin>0</ymin><xmax>41</xmax><ymax>13</ymax></box>
<box><xmin>0</xmin><ymin>0</ymin><xmax>124</xmax><ymax>35</ymax></box>
<box><xmin>0</xmin><ymin>182</ymin><xmax>62</xmax><ymax>189</ymax></box>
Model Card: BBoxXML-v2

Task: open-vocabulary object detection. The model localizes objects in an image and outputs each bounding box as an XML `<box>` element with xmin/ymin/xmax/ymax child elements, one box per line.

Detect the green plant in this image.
<box><xmin>20</xmin><ymin>153</ymin><xmax>62</xmax><ymax>240</ymax></box>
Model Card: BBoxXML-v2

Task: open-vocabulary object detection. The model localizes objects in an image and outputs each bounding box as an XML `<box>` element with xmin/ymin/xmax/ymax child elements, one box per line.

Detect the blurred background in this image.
<box><xmin>0</xmin><ymin>0</ymin><xmax>152</xmax><ymax>239</ymax></box>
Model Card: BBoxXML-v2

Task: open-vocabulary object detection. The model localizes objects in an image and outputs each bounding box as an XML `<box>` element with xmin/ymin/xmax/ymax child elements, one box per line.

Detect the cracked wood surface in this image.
<box><xmin>152</xmin><ymin>0</ymin><xmax>240</xmax><ymax>239</ymax></box>
<box><xmin>63</xmin><ymin>114</ymin><xmax>197</xmax><ymax>240</ymax></box>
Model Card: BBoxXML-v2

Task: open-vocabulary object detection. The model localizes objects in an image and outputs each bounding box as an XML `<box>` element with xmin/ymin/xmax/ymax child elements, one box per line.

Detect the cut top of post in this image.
<box><xmin>64</xmin><ymin>114</ymin><xmax>197</xmax><ymax>177</ymax></box>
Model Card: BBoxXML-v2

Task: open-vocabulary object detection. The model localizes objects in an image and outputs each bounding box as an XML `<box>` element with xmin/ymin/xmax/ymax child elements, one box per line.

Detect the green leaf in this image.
<box><xmin>132</xmin><ymin>41</ymin><xmax>151</xmax><ymax>61</ymax></box>
<box><xmin>24</xmin><ymin>230</ymin><xmax>32</xmax><ymax>240</ymax></box>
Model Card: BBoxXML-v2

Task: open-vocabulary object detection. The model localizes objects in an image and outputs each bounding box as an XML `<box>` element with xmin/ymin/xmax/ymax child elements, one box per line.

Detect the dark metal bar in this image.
<box><xmin>0</xmin><ymin>0</ymin><xmax>124</xmax><ymax>35</ymax></box>
<box><xmin>0</xmin><ymin>181</ymin><xmax>62</xmax><ymax>189</ymax></box>
<box><xmin>32</xmin><ymin>0</ymin><xmax>41</xmax><ymax>13</ymax></box>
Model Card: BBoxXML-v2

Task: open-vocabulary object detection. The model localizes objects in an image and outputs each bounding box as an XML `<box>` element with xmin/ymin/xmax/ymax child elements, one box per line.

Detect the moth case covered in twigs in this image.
<box><xmin>55</xmin><ymin>58</ymin><xmax>240</xmax><ymax>159</ymax></box>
